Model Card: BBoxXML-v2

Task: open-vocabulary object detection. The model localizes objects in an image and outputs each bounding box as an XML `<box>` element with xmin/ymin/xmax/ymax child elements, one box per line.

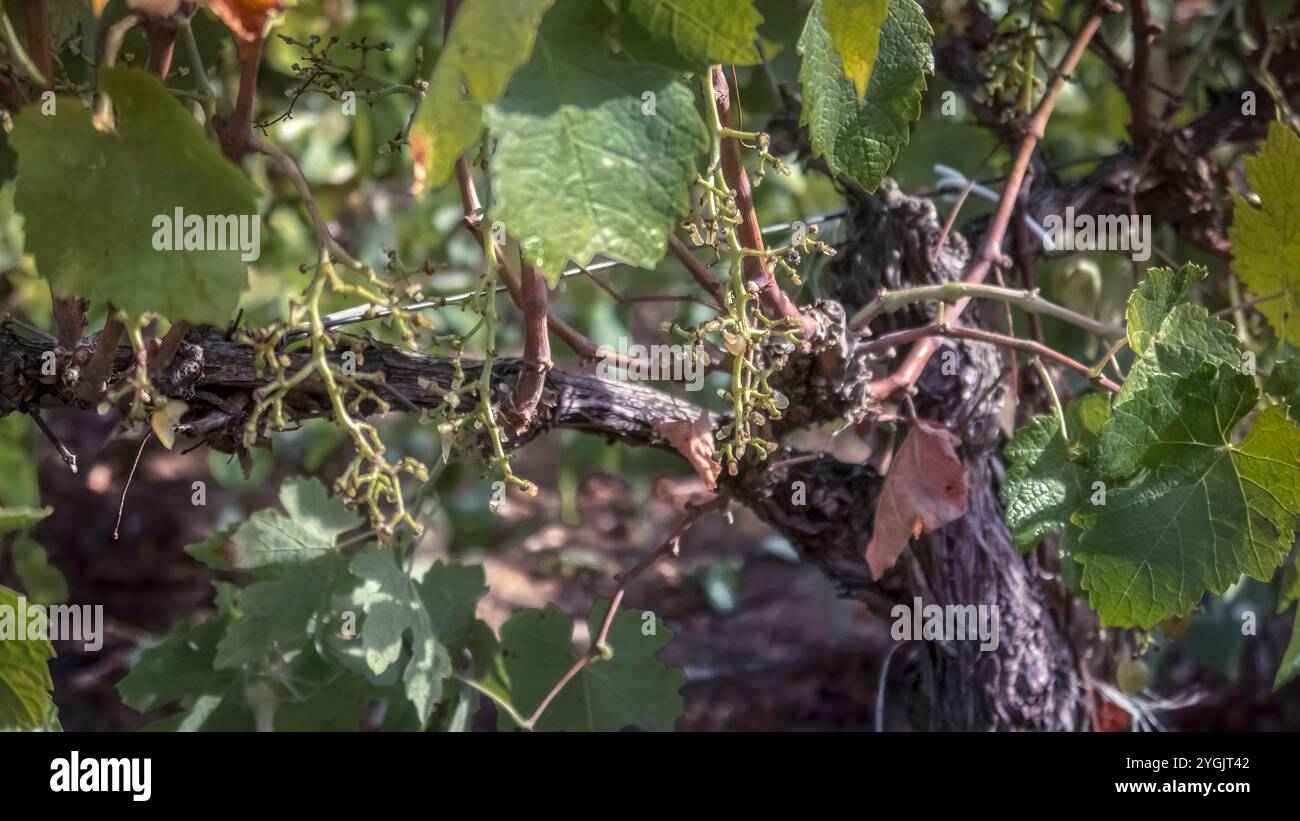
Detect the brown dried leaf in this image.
<box><xmin>865</xmin><ymin>419</ymin><xmax>968</xmax><ymax>580</ymax></box>
<box><xmin>654</xmin><ymin>410</ymin><xmax>720</xmax><ymax>491</ymax></box>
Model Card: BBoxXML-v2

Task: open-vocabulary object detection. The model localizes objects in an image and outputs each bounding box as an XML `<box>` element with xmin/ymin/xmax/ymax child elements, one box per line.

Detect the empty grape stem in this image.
<box><xmin>31</xmin><ymin>412</ymin><xmax>76</xmax><ymax>474</ymax></box>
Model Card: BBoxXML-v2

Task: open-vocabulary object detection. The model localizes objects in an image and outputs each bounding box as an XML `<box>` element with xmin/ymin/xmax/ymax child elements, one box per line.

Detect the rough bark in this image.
<box><xmin>0</xmin><ymin>320</ymin><xmax>704</xmax><ymax>455</ymax></box>
<box><xmin>0</xmin><ymin>183</ymin><xmax>1085</xmax><ymax>730</ymax></box>
<box><xmin>726</xmin><ymin>181</ymin><xmax>1082</xmax><ymax>729</ymax></box>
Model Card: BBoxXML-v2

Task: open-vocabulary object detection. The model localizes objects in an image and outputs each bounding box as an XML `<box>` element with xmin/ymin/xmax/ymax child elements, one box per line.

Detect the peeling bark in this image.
<box><xmin>728</xmin><ymin>182</ymin><xmax>1082</xmax><ymax>729</ymax></box>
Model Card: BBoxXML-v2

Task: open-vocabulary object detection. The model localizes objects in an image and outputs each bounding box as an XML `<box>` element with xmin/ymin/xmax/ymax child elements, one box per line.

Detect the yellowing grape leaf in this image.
<box><xmin>412</xmin><ymin>0</ymin><xmax>555</xmax><ymax>190</ymax></box>
<box><xmin>0</xmin><ymin>585</ymin><xmax>56</xmax><ymax>730</ymax></box>
<box><xmin>1230</xmin><ymin>121</ymin><xmax>1300</xmax><ymax>345</ymax></box>
<box><xmin>617</xmin><ymin>0</ymin><xmax>763</xmax><ymax>67</ymax></box>
<box><xmin>866</xmin><ymin>419</ymin><xmax>968</xmax><ymax>579</ymax></box>
<box><xmin>821</xmin><ymin>0</ymin><xmax>889</xmax><ymax>101</ymax></box>
<box><xmin>797</xmin><ymin>0</ymin><xmax>931</xmax><ymax>193</ymax></box>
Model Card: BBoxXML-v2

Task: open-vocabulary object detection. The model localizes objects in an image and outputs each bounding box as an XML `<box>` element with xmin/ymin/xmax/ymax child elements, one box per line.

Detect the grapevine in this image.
<box><xmin>0</xmin><ymin>0</ymin><xmax>1296</xmax><ymax>741</ymax></box>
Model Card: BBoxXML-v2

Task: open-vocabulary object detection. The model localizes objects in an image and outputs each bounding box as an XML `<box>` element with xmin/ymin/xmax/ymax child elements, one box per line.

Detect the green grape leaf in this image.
<box><xmin>139</xmin><ymin>694</ymin><xmax>226</xmax><ymax>732</ymax></box>
<box><xmin>417</xmin><ymin>561</ymin><xmax>489</xmax><ymax>652</ymax></box>
<box><xmin>118</xmin><ymin>605</ymin><xmax>236</xmax><ymax>712</ymax></box>
<box><xmin>427</xmin><ymin>620</ymin><xmax>501</xmax><ymax>732</ymax></box>
<box><xmin>615</xmin><ymin>0</ymin><xmax>763</xmax><ymax>67</ymax></box>
<box><xmin>1095</xmin><ymin>364</ymin><xmax>1242</xmax><ymax>480</ymax></box>
<box><xmin>1118</xmin><ymin>303</ymin><xmax>1240</xmax><ymax>403</ymax></box>
<box><xmin>1</xmin><ymin>701</ymin><xmax>62</xmax><ymax>732</ymax></box>
<box><xmin>350</xmin><ymin>551</ymin><xmax>451</xmax><ymax>726</ymax></box>
<box><xmin>201</xmin><ymin>477</ymin><xmax>359</xmax><ymax>570</ymax></box>
<box><xmin>0</xmin><ymin>415</ymin><xmax>40</xmax><ymax>508</ymax></box>
<box><xmin>214</xmin><ymin>553</ymin><xmax>349</xmax><ymax>669</ymax></box>
<box><xmin>142</xmin><ymin>687</ymin><xmax>256</xmax><ymax>732</ymax></box>
<box><xmin>274</xmin><ymin>672</ymin><xmax>375</xmax><ymax>731</ymax></box>
<box><xmin>1068</xmin><ymin>391</ymin><xmax>1114</xmax><ymax>445</ymax></box>
<box><xmin>413</xmin><ymin>0</ymin><xmax>555</xmax><ymax>189</ymax></box>
<box><xmin>0</xmin><ymin>585</ymin><xmax>56</xmax><ymax>730</ymax></box>
<box><xmin>1126</xmin><ymin>263</ymin><xmax>1204</xmax><ymax>356</ymax></box>
<box><xmin>1281</xmin><ymin>552</ymin><xmax>1300</xmax><ymax>613</ymax></box>
<box><xmin>1073</xmin><ymin>366</ymin><xmax>1300</xmax><ymax>628</ymax></box>
<box><xmin>492</xmin><ymin>601</ymin><xmax>685</xmax><ymax>731</ymax></box>
<box><xmin>1278</xmin><ymin>607</ymin><xmax>1300</xmax><ymax>689</ymax></box>
<box><xmin>1001</xmin><ymin>394</ymin><xmax>1110</xmax><ymax>556</ymax></box>
<box><xmin>1266</xmin><ymin>360</ymin><xmax>1300</xmax><ymax>424</ymax></box>
<box><xmin>272</xmin><ymin>650</ymin><xmax>379</xmax><ymax>731</ymax></box>
<box><xmin>486</xmin><ymin>0</ymin><xmax>709</xmax><ymax>283</ymax></box>
<box><xmin>797</xmin><ymin>0</ymin><xmax>931</xmax><ymax>193</ymax></box>
<box><xmin>13</xmin><ymin>537</ymin><xmax>69</xmax><ymax>606</ymax></box>
<box><xmin>821</xmin><ymin>0</ymin><xmax>889</xmax><ymax>101</ymax></box>
<box><xmin>10</xmin><ymin>66</ymin><xmax>259</xmax><ymax>325</ymax></box>
<box><xmin>1230</xmin><ymin>121</ymin><xmax>1300</xmax><ymax>345</ymax></box>
<box><xmin>277</xmin><ymin>475</ymin><xmax>361</xmax><ymax>536</ymax></box>
<box><xmin>182</xmin><ymin>523</ymin><xmax>240</xmax><ymax>572</ymax></box>
<box><xmin>0</xmin><ymin>505</ymin><xmax>52</xmax><ymax>534</ymax></box>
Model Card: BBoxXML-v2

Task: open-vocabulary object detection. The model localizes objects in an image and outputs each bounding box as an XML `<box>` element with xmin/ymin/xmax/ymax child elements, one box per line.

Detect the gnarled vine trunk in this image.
<box><xmin>727</xmin><ymin>181</ymin><xmax>1082</xmax><ymax>729</ymax></box>
<box><xmin>0</xmin><ymin>179</ymin><xmax>1086</xmax><ymax>730</ymax></box>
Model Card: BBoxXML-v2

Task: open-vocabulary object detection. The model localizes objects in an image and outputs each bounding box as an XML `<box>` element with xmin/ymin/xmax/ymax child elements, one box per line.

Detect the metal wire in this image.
<box><xmin>310</xmin><ymin>210</ymin><xmax>849</xmax><ymax>334</ymax></box>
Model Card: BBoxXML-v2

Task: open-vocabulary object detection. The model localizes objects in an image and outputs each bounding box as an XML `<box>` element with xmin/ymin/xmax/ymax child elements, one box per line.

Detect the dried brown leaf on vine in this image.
<box><xmin>654</xmin><ymin>409</ymin><xmax>720</xmax><ymax>491</ymax></box>
<box><xmin>204</xmin><ymin>0</ymin><xmax>282</xmax><ymax>41</ymax></box>
<box><xmin>865</xmin><ymin>419</ymin><xmax>968</xmax><ymax>580</ymax></box>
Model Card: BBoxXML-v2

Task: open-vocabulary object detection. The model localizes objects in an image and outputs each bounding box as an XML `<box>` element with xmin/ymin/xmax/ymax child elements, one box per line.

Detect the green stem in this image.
<box><xmin>1031</xmin><ymin>357</ymin><xmax>1068</xmax><ymax>441</ymax></box>
<box><xmin>850</xmin><ymin>281</ymin><xmax>1124</xmax><ymax>339</ymax></box>
<box><xmin>0</xmin><ymin>10</ymin><xmax>48</xmax><ymax>87</ymax></box>
<box><xmin>1019</xmin><ymin>18</ymin><xmax>1038</xmax><ymax>112</ymax></box>
<box><xmin>1226</xmin><ymin>273</ymin><xmax>1251</xmax><ymax>342</ymax></box>
<box><xmin>451</xmin><ymin>673</ymin><xmax>529</xmax><ymax>730</ymax></box>
<box><xmin>179</xmin><ymin>18</ymin><xmax>217</xmax><ymax>119</ymax></box>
